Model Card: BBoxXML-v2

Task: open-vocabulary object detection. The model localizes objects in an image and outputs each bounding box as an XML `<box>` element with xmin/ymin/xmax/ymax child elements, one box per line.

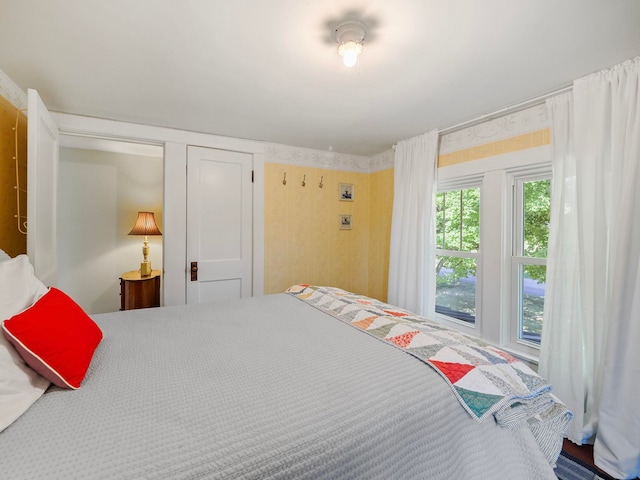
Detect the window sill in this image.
<box><xmin>499</xmin><ymin>345</ymin><xmax>539</xmax><ymax>371</ymax></box>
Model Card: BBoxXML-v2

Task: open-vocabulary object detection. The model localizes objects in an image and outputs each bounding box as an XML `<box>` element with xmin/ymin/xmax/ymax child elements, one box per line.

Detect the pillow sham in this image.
<box><xmin>3</xmin><ymin>287</ymin><xmax>103</xmax><ymax>390</ymax></box>
<box><xmin>0</xmin><ymin>255</ymin><xmax>50</xmax><ymax>432</ymax></box>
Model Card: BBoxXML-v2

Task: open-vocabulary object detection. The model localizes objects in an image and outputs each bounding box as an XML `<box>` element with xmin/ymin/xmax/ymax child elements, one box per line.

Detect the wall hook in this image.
<box><xmin>282</xmin><ymin>172</ymin><xmax>287</xmax><ymax>185</ymax></box>
<box><xmin>319</xmin><ymin>176</ymin><xmax>324</xmax><ymax>188</ymax></box>
<box><xmin>302</xmin><ymin>174</ymin><xmax>306</xmax><ymax>187</ymax></box>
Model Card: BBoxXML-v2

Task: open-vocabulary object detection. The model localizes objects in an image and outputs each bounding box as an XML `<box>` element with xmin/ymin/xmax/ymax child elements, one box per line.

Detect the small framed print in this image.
<box><xmin>339</xmin><ymin>214</ymin><xmax>352</xmax><ymax>230</ymax></box>
<box><xmin>339</xmin><ymin>183</ymin><xmax>354</xmax><ymax>201</ymax></box>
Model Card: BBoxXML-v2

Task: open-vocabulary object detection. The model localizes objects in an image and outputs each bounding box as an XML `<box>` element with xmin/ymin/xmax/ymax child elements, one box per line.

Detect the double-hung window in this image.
<box><xmin>435</xmin><ymin>184</ymin><xmax>481</xmax><ymax>331</ymax></box>
<box><xmin>509</xmin><ymin>173</ymin><xmax>550</xmax><ymax>349</ymax></box>
<box><xmin>433</xmin><ymin>149</ymin><xmax>551</xmax><ymax>361</ymax></box>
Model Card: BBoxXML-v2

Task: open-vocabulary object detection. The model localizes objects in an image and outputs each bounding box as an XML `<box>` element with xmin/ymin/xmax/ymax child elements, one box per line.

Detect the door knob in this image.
<box><xmin>190</xmin><ymin>262</ymin><xmax>198</xmax><ymax>281</ymax></box>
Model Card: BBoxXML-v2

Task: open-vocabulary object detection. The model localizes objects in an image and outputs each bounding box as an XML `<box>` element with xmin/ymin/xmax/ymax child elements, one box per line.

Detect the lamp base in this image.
<box><xmin>140</xmin><ymin>261</ymin><xmax>152</xmax><ymax>277</ymax></box>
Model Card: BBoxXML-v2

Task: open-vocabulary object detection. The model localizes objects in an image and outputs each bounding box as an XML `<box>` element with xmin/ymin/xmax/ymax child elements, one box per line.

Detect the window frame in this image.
<box><xmin>434</xmin><ymin>176</ymin><xmax>483</xmax><ymax>337</ymax></box>
<box><xmin>504</xmin><ymin>169</ymin><xmax>552</xmax><ymax>357</ymax></box>
<box><xmin>436</xmin><ymin>145</ymin><xmax>552</xmax><ymax>363</ymax></box>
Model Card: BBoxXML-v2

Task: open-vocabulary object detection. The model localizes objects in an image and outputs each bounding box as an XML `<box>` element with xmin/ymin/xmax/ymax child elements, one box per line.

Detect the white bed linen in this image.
<box><xmin>0</xmin><ymin>294</ymin><xmax>559</xmax><ymax>479</ymax></box>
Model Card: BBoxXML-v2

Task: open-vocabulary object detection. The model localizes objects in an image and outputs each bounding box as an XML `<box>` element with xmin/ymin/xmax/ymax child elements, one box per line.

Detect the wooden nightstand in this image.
<box><xmin>119</xmin><ymin>270</ymin><xmax>161</xmax><ymax>311</ymax></box>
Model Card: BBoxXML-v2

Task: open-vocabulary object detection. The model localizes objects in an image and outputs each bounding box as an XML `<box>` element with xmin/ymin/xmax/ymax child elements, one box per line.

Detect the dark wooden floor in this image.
<box><xmin>562</xmin><ymin>439</ymin><xmax>639</xmax><ymax>480</ymax></box>
<box><xmin>562</xmin><ymin>439</ymin><xmax>595</xmax><ymax>467</ymax></box>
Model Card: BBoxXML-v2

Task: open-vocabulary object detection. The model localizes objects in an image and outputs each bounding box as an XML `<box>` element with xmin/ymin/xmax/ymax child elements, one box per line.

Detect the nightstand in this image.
<box><xmin>119</xmin><ymin>270</ymin><xmax>161</xmax><ymax>310</ymax></box>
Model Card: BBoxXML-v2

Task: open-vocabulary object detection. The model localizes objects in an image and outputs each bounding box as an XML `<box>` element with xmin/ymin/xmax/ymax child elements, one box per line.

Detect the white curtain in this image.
<box><xmin>540</xmin><ymin>57</ymin><xmax>640</xmax><ymax>479</ymax></box>
<box><xmin>540</xmin><ymin>92</ymin><xmax>592</xmax><ymax>441</ymax></box>
<box><xmin>387</xmin><ymin>129</ymin><xmax>438</xmax><ymax>317</ymax></box>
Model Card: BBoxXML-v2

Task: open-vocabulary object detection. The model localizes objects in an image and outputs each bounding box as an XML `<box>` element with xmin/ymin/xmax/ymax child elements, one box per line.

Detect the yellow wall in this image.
<box><xmin>264</xmin><ymin>163</ymin><xmax>370</xmax><ymax>296</ymax></box>
<box><xmin>368</xmin><ymin>168</ymin><xmax>394</xmax><ymax>302</ymax></box>
<box><xmin>264</xmin><ymin>128</ymin><xmax>551</xmax><ymax>301</ymax></box>
<box><xmin>438</xmin><ymin>128</ymin><xmax>551</xmax><ymax>167</ymax></box>
<box><xmin>0</xmin><ymin>94</ymin><xmax>27</xmax><ymax>256</ymax></box>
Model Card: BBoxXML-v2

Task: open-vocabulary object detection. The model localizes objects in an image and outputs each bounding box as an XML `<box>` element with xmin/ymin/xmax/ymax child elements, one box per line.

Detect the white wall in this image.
<box><xmin>58</xmin><ymin>145</ymin><xmax>163</xmax><ymax>314</ymax></box>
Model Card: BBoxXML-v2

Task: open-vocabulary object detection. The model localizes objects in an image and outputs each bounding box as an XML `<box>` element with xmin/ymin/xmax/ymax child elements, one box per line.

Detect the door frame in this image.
<box><xmin>51</xmin><ymin>112</ymin><xmax>265</xmax><ymax>305</ymax></box>
<box><xmin>27</xmin><ymin>89</ymin><xmax>59</xmax><ymax>287</ymax></box>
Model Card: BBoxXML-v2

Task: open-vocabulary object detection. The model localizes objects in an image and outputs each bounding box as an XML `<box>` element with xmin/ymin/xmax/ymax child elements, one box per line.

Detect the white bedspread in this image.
<box><xmin>0</xmin><ymin>294</ymin><xmax>559</xmax><ymax>479</ymax></box>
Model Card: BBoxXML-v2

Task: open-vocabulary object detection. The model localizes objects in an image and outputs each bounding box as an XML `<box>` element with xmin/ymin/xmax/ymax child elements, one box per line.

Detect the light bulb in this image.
<box><xmin>338</xmin><ymin>41</ymin><xmax>362</xmax><ymax>68</ymax></box>
<box><xmin>343</xmin><ymin>50</ymin><xmax>358</xmax><ymax>67</ymax></box>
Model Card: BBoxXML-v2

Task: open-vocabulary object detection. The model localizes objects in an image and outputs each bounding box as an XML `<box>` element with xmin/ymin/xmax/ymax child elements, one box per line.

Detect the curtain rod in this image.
<box><xmin>438</xmin><ymin>85</ymin><xmax>573</xmax><ymax>135</ymax></box>
<box><xmin>392</xmin><ymin>84</ymin><xmax>573</xmax><ymax>150</ymax></box>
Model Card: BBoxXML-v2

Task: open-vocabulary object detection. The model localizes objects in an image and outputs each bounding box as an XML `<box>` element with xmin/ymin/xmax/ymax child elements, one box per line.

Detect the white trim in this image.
<box><xmin>434</xmin><ymin>149</ymin><xmax>552</xmax><ymax>360</ymax></box>
<box><xmin>436</xmin><ymin>249</ymin><xmax>478</xmax><ymax>259</ymax></box>
<box><xmin>438</xmin><ymin>144</ymin><xmax>552</xmax><ymax>179</ymax></box>
<box><xmin>60</xmin><ymin>135</ymin><xmax>163</xmax><ymax>158</ymax></box>
<box><xmin>52</xmin><ymin>113</ymin><xmax>266</xmax><ymax>304</ymax></box>
<box><xmin>434</xmin><ymin>313</ymin><xmax>478</xmax><ymax>336</ymax></box>
<box><xmin>435</xmin><ymin>181</ymin><xmax>483</xmax><ymax>337</ymax></box>
<box><xmin>504</xmin><ymin>169</ymin><xmax>552</xmax><ymax>358</ymax></box>
<box><xmin>438</xmin><ymin>174</ymin><xmax>483</xmax><ymax>191</ymax></box>
<box><xmin>252</xmin><ymin>153</ymin><xmax>265</xmax><ymax>297</ymax></box>
<box><xmin>53</xmin><ymin>112</ymin><xmax>265</xmax><ymax>154</ymax></box>
<box><xmin>162</xmin><ymin>142</ymin><xmax>187</xmax><ymax>306</ymax></box>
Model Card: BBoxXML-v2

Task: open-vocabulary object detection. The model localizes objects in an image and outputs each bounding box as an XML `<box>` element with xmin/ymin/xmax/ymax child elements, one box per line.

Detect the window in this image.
<box><xmin>434</xmin><ymin>148</ymin><xmax>552</xmax><ymax>361</ymax></box>
<box><xmin>435</xmin><ymin>186</ymin><xmax>480</xmax><ymax>325</ymax></box>
<box><xmin>511</xmin><ymin>176</ymin><xmax>550</xmax><ymax>346</ymax></box>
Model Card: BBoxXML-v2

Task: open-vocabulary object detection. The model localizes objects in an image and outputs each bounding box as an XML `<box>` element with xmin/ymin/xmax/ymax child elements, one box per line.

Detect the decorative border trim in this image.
<box><xmin>369</xmin><ymin>149</ymin><xmax>394</xmax><ymax>172</ymax></box>
<box><xmin>265</xmin><ymin>143</ymin><xmax>370</xmax><ymax>173</ymax></box>
<box><xmin>0</xmin><ymin>69</ymin><xmax>27</xmax><ymax>110</ymax></box>
<box><xmin>439</xmin><ymin>104</ymin><xmax>550</xmax><ymax>155</ymax></box>
<box><xmin>264</xmin><ymin>143</ymin><xmax>394</xmax><ymax>173</ymax></box>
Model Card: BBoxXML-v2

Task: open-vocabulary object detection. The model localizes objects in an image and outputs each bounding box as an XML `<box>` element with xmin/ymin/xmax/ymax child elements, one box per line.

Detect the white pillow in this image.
<box><xmin>0</xmin><ymin>255</ymin><xmax>50</xmax><ymax>432</ymax></box>
<box><xmin>0</xmin><ymin>249</ymin><xmax>10</xmax><ymax>261</ymax></box>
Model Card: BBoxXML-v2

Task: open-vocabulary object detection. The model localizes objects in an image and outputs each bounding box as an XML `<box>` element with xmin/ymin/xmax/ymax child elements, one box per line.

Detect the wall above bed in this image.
<box><xmin>263</xmin><ymin>103</ymin><xmax>553</xmax><ymax>303</ymax></box>
<box><xmin>264</xmin><ymin>143</ymin><xmax>394</xmax><ymax>301</ymax></box>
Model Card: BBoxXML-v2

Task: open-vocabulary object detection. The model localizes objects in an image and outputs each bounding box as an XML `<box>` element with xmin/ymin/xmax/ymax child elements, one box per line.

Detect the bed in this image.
<box><xmin>0</xmin><ymin>260</ymin><xmax>571</xmax><ymax>479</ymax></box>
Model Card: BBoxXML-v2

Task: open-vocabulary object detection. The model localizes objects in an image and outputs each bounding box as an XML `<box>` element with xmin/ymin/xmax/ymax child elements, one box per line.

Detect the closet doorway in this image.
<box><xmin>57</xmin><ymin>136</ymin><xmax>163</xmax><ymax>314</ymax></box>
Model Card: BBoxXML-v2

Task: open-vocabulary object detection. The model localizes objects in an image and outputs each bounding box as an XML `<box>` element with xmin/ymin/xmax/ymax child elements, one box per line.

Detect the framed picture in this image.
<box><xmin>339</xmin><ymin>214</ymin><xmax>352</xmax><ymax>230</ymax></box>
<box><xmin>339</xmin><ymin>183</ymin><xmax>354</xmax><ymax>201</ymax></box>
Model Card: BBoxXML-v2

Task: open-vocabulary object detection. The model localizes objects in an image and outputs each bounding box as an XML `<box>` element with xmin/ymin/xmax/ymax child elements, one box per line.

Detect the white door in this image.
<box><xmin>186</xmin><ymin>146</ymin><xmax>253</xmax><ymax>303</ymax></box>
<box><xmin>27</xmin><ymin>89</ymin><xmax>59</xmax><ymax>286</ymax></box>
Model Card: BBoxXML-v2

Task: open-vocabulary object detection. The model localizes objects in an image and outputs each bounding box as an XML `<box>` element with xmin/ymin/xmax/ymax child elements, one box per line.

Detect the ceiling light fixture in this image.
<box><xmin>333</xmin><ymin>21</ymin><xmax>367</xmax><ymax>67</ymax></box>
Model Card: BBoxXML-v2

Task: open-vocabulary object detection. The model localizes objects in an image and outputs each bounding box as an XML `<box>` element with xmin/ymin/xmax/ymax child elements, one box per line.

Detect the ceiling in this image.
<box><xmin>1</xmin><ymin>0</ymin><xmax>639</xmax><ymax>156</ymax></box>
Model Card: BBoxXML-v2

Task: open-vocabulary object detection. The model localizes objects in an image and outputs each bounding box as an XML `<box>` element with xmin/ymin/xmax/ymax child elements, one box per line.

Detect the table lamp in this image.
<box><xmin>128</xmin><ymin>211</ymin><xmax>162</xmax><ymax>276</ymax></box>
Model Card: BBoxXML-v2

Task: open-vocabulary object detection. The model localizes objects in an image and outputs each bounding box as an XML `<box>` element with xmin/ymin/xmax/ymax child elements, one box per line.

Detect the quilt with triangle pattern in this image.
<box><xmin>286</xmin><ymin>284</ymin><xmax>572</xmax><ymax>462</ymax></box>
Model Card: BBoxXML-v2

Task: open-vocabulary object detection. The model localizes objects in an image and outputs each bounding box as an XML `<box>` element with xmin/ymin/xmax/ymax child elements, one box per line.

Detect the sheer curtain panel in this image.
<box><xmin>387</xmin><ymin>130</ymin><xmax>438</xmax><ymax>317</ymax></box>
<box><xmin>539</xmin><ymin>93</ymin><xmax>593</xmax><ymax>442</ymax></box>
<box><xmin>583</xmin><ymin>58</ymin><xmax>640</xmax><ymax>480</ymax></box>
<box><xmin>540</xmin><ymin>57</ymin><xmax>640</xmax><ymax>479</ymax></box>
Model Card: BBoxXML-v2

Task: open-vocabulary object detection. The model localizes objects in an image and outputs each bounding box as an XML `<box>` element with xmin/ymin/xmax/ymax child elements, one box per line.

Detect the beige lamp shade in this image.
<box><xmin>128</xmin><ymin>212</ymin><xmax>162</xmax><ymax>276</ymax></box>
<box><xmin>128</xmin><ymin>211</ymin><xmax>162</xmax><ymax>236</ymax></box>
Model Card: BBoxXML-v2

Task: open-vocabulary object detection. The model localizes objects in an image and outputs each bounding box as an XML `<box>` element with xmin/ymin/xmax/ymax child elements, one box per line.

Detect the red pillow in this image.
<box><xmin>2</xmin><ymin>287</ymin><xmax>103</xmax><ymax>389</ymax></box>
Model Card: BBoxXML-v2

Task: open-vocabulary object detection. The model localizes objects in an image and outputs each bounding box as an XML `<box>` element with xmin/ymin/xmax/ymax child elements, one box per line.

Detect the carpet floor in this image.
<box><xmin>555</xmin><ymin>450</ymin><xmax>617</xmax><ymax>480</ymax></box>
